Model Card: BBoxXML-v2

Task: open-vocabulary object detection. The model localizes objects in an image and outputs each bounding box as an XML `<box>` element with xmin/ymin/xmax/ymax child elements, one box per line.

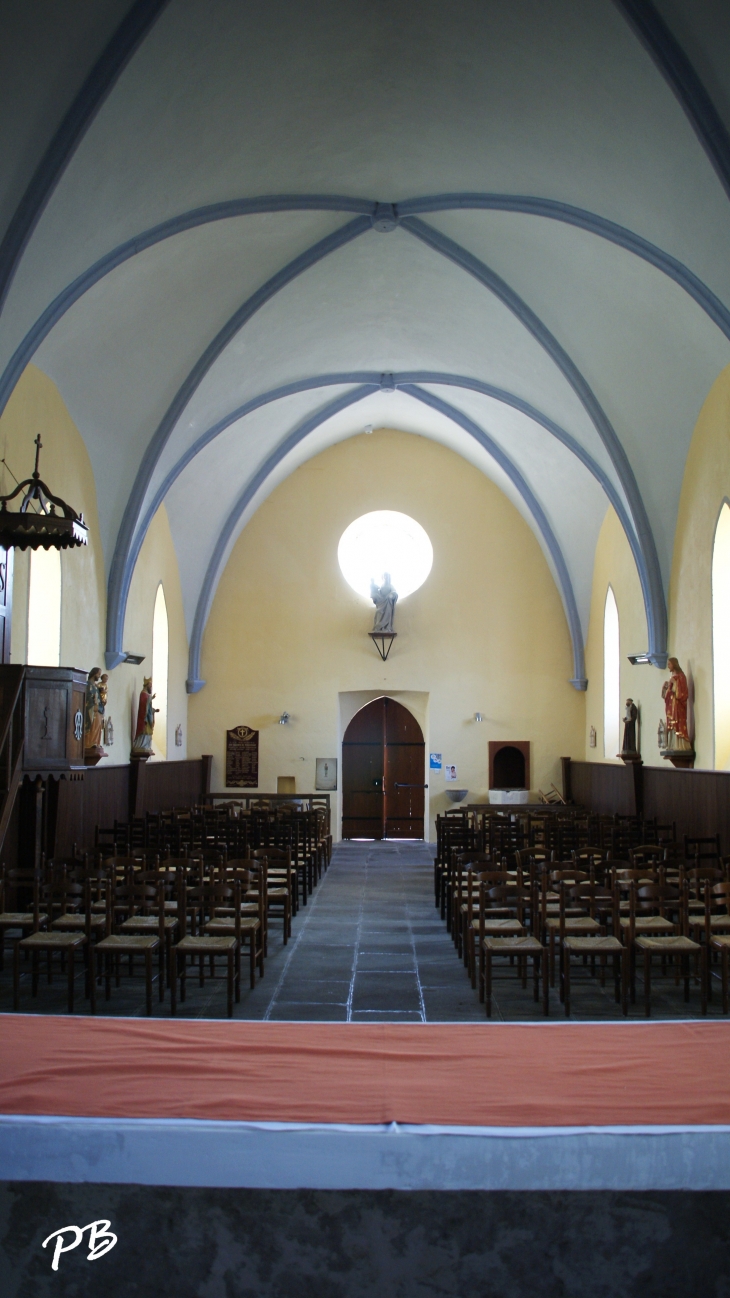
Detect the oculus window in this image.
<box><xmin>338</xmin><ymin>511</ymin><xmax>433</xmax><ymax>600</ymax></box>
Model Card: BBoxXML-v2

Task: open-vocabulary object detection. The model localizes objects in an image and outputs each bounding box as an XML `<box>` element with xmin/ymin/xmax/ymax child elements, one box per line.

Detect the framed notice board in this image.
<box><xmin>226</xmin><ymin>725</ymin><xmax>259</xmax><ymax>787</ymax></box>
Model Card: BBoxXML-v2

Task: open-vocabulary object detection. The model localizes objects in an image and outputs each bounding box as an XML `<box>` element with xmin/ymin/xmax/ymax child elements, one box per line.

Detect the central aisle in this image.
<box><xmin>256</xmin><ymin>840</ymin><xmax>483</xmax><ymax>1023</ymax></box>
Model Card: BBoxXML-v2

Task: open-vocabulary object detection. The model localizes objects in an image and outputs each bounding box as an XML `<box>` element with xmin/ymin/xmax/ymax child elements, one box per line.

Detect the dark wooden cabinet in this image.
<box><xmin>22</xmin><ymin>666</ymin><xmax>87</xmax><ymax>772</ymax></box>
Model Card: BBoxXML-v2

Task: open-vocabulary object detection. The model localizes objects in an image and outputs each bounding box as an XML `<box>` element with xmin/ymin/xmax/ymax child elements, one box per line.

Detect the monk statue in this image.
<box><xmin>621</xmin><ymin>698</ymin><xmax>638</xmax><ymax>757</ymax></box>
<box><xmin>661</xmin><ymin>657</ymin><xmax>692</xmax><ymax>752</ymax></box>
<box><xmin>131</xmin><ymin>676</ymin><xmax>158</xmax><ymax>759</ymax></box>
<box><xmin>370</xmin><ymin>572</ymin><xmax>398</xmax><ymax>634</ymax></box>
<box><xmin>84</xmin><ymin>667</ymin><xmax>107</xmax><ymax>762</ymax></box>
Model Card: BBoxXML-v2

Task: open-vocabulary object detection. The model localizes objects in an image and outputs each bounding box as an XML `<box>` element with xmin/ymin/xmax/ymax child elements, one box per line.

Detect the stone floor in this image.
<box><xmin>0</xmin><ymin>840</ymin><xmax>717</xmax><ymax>1020</ymax></box>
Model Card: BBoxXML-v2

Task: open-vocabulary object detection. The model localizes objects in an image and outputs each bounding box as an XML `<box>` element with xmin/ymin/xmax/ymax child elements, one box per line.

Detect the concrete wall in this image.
<box><xmin>188</xmin><ymin>428</ymin><xmax>584</xmax><ymax>837</ymax></box>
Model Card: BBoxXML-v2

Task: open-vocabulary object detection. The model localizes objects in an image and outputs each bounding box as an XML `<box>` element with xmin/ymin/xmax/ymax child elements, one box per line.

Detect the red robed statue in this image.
<box><xmin>661</xmin><ymin>657</ymin><xmax>691</xmax><ymax>747</ymax></box>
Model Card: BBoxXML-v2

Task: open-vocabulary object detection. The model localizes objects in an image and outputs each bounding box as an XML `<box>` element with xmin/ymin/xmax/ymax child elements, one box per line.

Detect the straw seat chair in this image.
<box><xmin>562</xmin><ymin>935</ymin><xmax>627</xmax><ymax>1017</ymax></box>
<box><xmin>13</xmin><ymin>930</ymin><xmax>87</xmax><ymax>1012</ymax></box>
<box><xmin>634</xmin><ymin>934</ymin><xmax>705</xmax><ymax>1017</ymax></box>
<box><xmin>90</xmin><ymin>933</ymin><xmax>161</xmax><ymax>1014</ymax></box>
<box><xmin>0</xmin><ymin>871</ymin><xmax>47</xmax><ymax>970</ymax></box>
<box><xmin>481</xmin><ymin>935</ymin><xmax>547</xmax><ymax>1018</ymax></box>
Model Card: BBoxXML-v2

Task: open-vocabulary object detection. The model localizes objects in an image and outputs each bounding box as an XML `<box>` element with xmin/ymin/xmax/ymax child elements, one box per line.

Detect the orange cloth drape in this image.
<box><xmin>1</xmin><ymin>1017</ymin><xmax>729</xmax><ymax>1127</ymax></box>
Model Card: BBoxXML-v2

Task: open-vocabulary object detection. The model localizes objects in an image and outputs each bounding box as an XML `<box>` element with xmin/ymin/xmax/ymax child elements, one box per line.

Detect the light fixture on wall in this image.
<box><xmin>122</xmin><ymin>652</ymin><xmax>145</xmax><ymax>665</ymax></box>
<box><xmin>627</xmin><ymin>653</ymin><xmax>652</xmax><ymax>665</ymax></box>
<box><xmin>0</xmin><ymin>436</ymin><xmax>88</xmax><ymax>550</ymax></box>
<box><xmin>474</xmin><ymin>712</ymin><xmax>484</xmax><ymax>723</ymax></box>
<box><xmin>279</xmin><ymin>712</ymin><xmax>291</xmax><ymax>725</ymax></box>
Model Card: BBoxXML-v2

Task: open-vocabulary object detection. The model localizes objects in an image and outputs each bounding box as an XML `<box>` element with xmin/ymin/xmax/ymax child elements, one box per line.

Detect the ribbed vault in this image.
<box><xmin>1</xmin><ymin>0</ymin><xmax>729</xmax><ymax>691</ymax></box>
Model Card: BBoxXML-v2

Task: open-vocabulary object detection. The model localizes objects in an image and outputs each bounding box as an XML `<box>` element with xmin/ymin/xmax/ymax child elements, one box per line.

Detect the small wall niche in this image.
<box><xmin>489</xmin><ymin>741</ymin><xmax>530</xmax><ymax>790</ymax></box>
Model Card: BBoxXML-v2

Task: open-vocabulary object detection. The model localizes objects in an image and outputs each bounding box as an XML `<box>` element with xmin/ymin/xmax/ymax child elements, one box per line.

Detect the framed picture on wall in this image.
<box><xmin>316</xmin><ymin>757</ymin><xmax>337</xmax><ymax>790</ymax></box>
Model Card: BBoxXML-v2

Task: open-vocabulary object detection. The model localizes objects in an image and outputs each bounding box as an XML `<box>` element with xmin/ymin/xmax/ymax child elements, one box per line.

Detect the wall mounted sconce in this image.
<box><xmin>279</xmin><ymin>712</ymin><xmax>291</xmax><ymax>725</ymax></box>
<box><xmin>474</xmin><ymin>712</ymin><xmax>484</xmax><ymax>723</ymax></box>
<box><xmin>627</xmin><ymin>653</ymin><xmax>652</xmax><ymax>665</ymax></box>
<box><xmin>123</xmin><ymin>652</ymin><xmax>145</xmax><ymax>665</ymax></box>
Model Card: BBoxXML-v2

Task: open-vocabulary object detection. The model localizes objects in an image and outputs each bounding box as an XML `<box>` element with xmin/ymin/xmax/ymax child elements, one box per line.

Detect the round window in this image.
<box><xmin>337</xmin><ymin>510</ymin><xmax>433</xmax><ymax>601</ymax></box>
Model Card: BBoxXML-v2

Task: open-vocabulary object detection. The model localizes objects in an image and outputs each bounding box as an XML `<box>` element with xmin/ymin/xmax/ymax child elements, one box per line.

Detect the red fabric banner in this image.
<box><xmin>1</xmin><ymin>1017</ymin><xmax>728</xmax><ymax>1127</ymax></box>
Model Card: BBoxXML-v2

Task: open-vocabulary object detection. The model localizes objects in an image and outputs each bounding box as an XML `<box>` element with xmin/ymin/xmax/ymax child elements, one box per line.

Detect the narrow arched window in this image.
<box><xmin>27</xmin><ymin>548</ymin><xmax>61</xmax><ymax>665</ymax></box>
<box><xmin>713</xmin><ymin>503</ymin><xmax>730</xmax><ymax>768</ymax></box>
<box><xmin>152</xmin><ymin>583</ymin><xmax>168</xmax><ymax>760</ymax></box>
<box><xmin>603</xmin><ymin>586</ymin><xmax>620</xmax><ymax>760</ymax></box>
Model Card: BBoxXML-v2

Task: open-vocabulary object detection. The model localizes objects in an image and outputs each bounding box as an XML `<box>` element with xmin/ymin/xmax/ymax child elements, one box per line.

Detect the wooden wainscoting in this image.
<box><xmin>565</xmin><ymin>758</ymin><xmax>730</xmax><ymax>849</ymax></box>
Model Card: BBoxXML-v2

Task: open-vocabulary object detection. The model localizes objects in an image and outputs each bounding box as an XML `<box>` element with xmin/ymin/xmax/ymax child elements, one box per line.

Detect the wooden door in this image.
<box><xmin>342</xmin><ymin>697</ymin><xmax>425</xmax><ymax>839</ymax></box>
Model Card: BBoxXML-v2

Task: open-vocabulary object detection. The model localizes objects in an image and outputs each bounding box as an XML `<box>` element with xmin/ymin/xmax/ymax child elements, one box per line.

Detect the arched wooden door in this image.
<box><xmin>342</xmin><ymin>697</ymin><xmax>425</xmax><ymax>839</ymax></box>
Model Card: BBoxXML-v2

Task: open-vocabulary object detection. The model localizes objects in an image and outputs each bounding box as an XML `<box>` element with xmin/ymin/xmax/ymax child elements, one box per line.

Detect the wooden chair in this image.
<box><xmin>212</xmin><ymin>863</ymin><xmax>266</xmax><ymax>984</ymax></box>
<box><xmin>710</xmin><ymin>935</ymin><xmax>730</xmax><ymax>1013</ymax></box>
<box><xmin>632</xmin><ymin>881</ymin><xmax>705</xmax><ymax>1016</ymax></box>
<box><xmin>250</xmin><ymin>849</ymin><xmax>294</xmax><ymax>945</ymax></box>
<box><xmin>114</xmin><ymin>874</ymin><xmax>179</xmax><ymax>994</ymax></box>
<box><xmin>0</xmin><ymin>869</ymin><xmax>47</xmax><ymax>970</ymax></box>
<box><xmin>481</xmin><ymin>934</ymin><xmax>547</xmax><ymax>1018</ymax></box>
<box><xmin>540</xmin><ymin>871</ymin><xmax>596</xmax><ymax>984</ymax></box>
<box><xmin>474</xmin><ymin>876</ymin><xmax>529</xmax><ymax>996</ymax></box>
<box><xmin>170</xmin><ymin>879</ymin><xmax>244</xmax><ymax>1016</ymax></box>
<box><xmin>559</xmin><ymin>883</ymin><xmax>627</xmax><ymax>1017</ymax></box>
<box><xmin>13</xmin><ymin>926</ymin><xmax>88</xmax><ymax>1013</ymax></box>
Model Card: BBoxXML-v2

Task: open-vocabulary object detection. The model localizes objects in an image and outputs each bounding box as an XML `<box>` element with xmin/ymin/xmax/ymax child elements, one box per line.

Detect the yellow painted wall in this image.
<box><xmin>188</xmin><ymin>429</ymin><xmax>585</xmax><ymax>838</ymax></box>
<box><xmin>668</xmin><ymin>362</ymin><xmax>730</xmax><ymax>770</ymax></box>
<box><xmin>584</xmin><ymin>363</ymin><xmax>730</xmax><ymax>771</ymax></box>
<box><xmin>583</xmin><ymin>505</ymin><xmax>664</xmax><ymax>764</ymax></box>
<box><xmin>124</xmin><ymin>504</ymin><xmax>189</xmax><ymax>760</ymax></box>
<box><xmin>0</xmin><ymin>364</ymin><xmax>188</xmax><ymax>763</ymax></box>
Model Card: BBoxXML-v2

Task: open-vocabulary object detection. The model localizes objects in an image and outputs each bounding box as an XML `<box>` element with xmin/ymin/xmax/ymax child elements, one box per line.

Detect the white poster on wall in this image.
<box><xmin>444</xmin><ymin>764</ymin><xmax>457</xmax><ymax>781</ymax></box>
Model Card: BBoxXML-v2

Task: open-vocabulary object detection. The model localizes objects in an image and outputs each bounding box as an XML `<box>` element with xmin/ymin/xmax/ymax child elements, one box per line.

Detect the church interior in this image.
<box><xmin>2</xmin><ymin>1</ymin><xmax>730</xmax><ymax>1293</ymax></box>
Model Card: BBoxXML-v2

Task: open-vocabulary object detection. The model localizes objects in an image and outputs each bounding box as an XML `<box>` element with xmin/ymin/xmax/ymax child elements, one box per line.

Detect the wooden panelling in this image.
<box><xmin>643</xmin><ymin>766</ymin><xmax>730</xmax><ymax>851</ymax></box>
<box><xmin>569</xmin><ymin>761</ymin><xmax>637</xmax><ymax>817</ymax></box>
<box><xmin>133</xmin><ymin>758</ymin><xmax>211</xmax><ymax>817</ymax></box>
<box><xmin>46</xmin><ymin>758</ymin><xmax>212</xmax><ymax>859</ymax></box>
<box><xmin>568</xmin><ymin>759</ymin><xmax>730</xmax><ymax>851</ymax></box>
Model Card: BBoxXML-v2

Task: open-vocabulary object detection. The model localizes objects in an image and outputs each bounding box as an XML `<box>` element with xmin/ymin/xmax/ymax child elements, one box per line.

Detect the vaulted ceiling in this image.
<box><xmin>1</xmin><ymin>0</ymin><xmax>729</xmax><ymax>690</ymax></box>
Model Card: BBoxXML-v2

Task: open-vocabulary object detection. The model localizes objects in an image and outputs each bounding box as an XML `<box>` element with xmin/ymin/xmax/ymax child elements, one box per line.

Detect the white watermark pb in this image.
<box><xmin>42</xmin><ymin>1220</ymin><xmax>117</xmax><ymax>1271</ymax></box>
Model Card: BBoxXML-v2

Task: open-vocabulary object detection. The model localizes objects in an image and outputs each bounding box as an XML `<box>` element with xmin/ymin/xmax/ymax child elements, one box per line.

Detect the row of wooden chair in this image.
<box><xmin>0</xmin><ymin>843</ymin><xmax>325</xmax><ymax>1017</ymax></box>
<box><xmin>438</xmin><ymin>843</ymin><xmax>729</xmax><ymax>1018</ymax></box>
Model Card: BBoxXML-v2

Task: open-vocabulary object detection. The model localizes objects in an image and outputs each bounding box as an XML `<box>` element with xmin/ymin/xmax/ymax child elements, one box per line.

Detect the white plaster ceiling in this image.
<box><xmin>1</xmin><ymin>0</ymin><xmax>730</xmax><ymax>687</ymax></box>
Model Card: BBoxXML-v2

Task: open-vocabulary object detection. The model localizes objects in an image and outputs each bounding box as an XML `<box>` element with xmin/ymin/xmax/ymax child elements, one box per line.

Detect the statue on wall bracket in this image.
<box><xmin>619</xmin><ymin>698</ymin><xmax>641</xmax><ymax>764</ymax></box>
<box><xmin>659</xmin><ymin>657</ymin><xmax>695</xmax><ymax>769</ymax></box>
<box><xmin>131</xmin><ymin>677</ymin><xmax>158</xmax><ymax>762</ymax></box>
<box><xmin>84</xmin><ymin>667</ymin><xmax>107</xmax><ymax>766</ymax></box>
<box><xmin>368</xmin><ymin>573</ymin><xmax>398</xmax><ymax>661</ymax></box>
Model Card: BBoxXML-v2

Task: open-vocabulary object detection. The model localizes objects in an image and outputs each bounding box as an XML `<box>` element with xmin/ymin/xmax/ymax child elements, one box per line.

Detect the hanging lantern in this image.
<box><xmin>0</xmin><ymin>435</ymin><xmax>88</xmax><ymax>550</ymax></box>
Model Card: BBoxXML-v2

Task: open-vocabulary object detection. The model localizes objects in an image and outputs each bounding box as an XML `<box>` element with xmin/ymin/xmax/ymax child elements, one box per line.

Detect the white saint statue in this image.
<box><xmin>370</xmin><ymin>572</ymin><xmax>398</xmax><ymax>633</ymax></box>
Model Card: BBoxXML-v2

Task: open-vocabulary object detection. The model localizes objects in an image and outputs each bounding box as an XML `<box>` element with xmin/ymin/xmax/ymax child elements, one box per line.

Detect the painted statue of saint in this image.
<box><xmin>131</xmin><ymin>677</ymin><xmax>158</xmax><ymax>758</ymax></box>
<box><xmin>84</xmin><ymin>667</ymin><xmax>106</xmax><ymax>758</ymax></box>
<box><xmin>661</xmin><ymin>657</ymin><xmax>692</xmax><ymax>751</ymax></box>
<box><xmin>370</xmin><ymin>573</ymin><xmax>398</xmax><ymax>634</ymax></box>
<box><xmin>621</xmin><ymin>698</ymin><xmax>638</xmax><ymax>755</ymax></box>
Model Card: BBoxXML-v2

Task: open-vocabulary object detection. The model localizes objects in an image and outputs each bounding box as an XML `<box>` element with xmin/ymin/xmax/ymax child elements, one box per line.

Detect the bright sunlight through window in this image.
<box><xmin>27</xmin><ymin>547</ymin><xmax>61</xmax><ymax>666</ymax></box>
<box><xmin>337</xmin><ymin>511</ymin><xmax>433</xmax><ymax>601</ymax></box>
<box><xmin>713</xmin><ymin>503</ymin><xmax>730</xmax><ymax>769</ymax></box>
<box><xmin>603</xmin><ymin>585</ymin><xmax>620</xmax><ymax>760</ymax></box>
<box><xmin>152</xmin><ymin>583</ymin><xmax>168</xmax><ymax>761</ymax></box>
